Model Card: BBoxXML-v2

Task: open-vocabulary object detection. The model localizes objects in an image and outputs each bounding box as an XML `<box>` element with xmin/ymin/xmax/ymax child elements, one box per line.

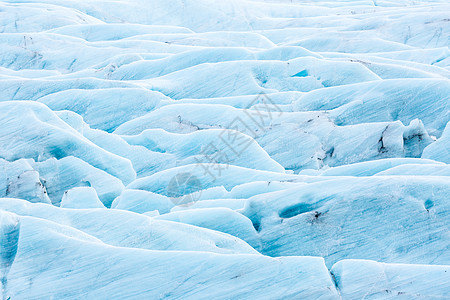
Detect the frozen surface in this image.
<box><xmin>0</xmin><ymin>198</ymin><xmax>258</xmax><ymax>255</ymax></box>
<box><xmin>0</xmin><ymin>210</ymin><xmax>340</xmax><ymax>299</ymax></box>
<box><xmin>243</xmin><ymin>176</ymin><xmax>450</xmax><ymax>267</ymax></box>
<box><xmin>60</xmin><ymin>187</ymin><xmax>105</xmax><ymax>209</ymax></box>
<box><xmin>331</xmin><ymin>259</ymin><xmax>450</xmax><ymax>299</ymax></box>
<box><xmin>0</xmin><ymin>0</ymin><xmax>449</xmax><ymax>298</ymax></box>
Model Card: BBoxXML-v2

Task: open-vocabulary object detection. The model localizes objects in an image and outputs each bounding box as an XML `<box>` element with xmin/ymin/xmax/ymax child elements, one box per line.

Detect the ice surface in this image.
<box><xmin>111</xmin><ymin>189</ymin><xmax>174</xmax><ymax>214</ymax></box>
<box><xmin>0</xmin><ymin>101</ymin><xmax>136</xmax><ymax>185</ymax></box>
<box><xmin>423</xmin><ymin>121</ymin><xmax>450</xmax><ymax>164</ymax></box>
<box><xmin>156</xmin><ymin>207</ymin><xmax>261</xmax><ymax>250</ymax></box>
<box><xmin>0</xmin><ymin>159</ymin><xmax>51</xmax><ymax>204</ymax></box>
<box><xmin>331</xmin><ymin>259</ymin><xmax>450</xmax><ymax>299</ymax></box>
<box><xmin>243</xmin><ymin>176</ymin><xmax>450</xmax><ymax>267</ymax></box>
<box><xmin>294</xmin><ymin>79</ymin><xmax>450</xmax><ymax>137</ymax></box>
<box><xmin>60</xmin><ymin>187</ymin><xmax>105</xmax><ymax>209</ymax></box>
<box><xmin>0</xmin><ymin>0</ymin><xmax>449</xmax><ymax>298</ymax></box>
<box><xmin>38</xmin><ymin>88</ymin><xmax>170</xmax><ymax>132</ymax></box>
<box><xmin>31</xmin><ymin>156</ymin><xmax>125</xmax><ymax>207</ymax></box>
<box><xmin>0</xmin><ymin>210</ymin><xmax>338</xmax><ymax>299</ymax></box>
<box><xmin>0</xmin><ymin>199</ymin><xmax>258</xmax><ymax>254</ymax></box>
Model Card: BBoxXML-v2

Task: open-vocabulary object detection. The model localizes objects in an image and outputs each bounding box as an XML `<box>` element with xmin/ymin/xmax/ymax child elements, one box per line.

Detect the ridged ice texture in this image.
<box><xmin>0</xmin><ymin>0</ymin><xmax>449</xmax><ymax>298</ymax></box>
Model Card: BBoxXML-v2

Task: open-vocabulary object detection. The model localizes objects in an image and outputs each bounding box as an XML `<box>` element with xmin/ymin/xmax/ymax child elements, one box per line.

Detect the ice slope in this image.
<box><xmin>111</xmin><ymin>189</ymin><xmax>174</xmax><ymax>214</ymax></box>
<box><xmin>60</xmin><ymin>187</ymin><xmax>106</xmax><ymax>209</ymax></box>
<box><xmin>0</xmin><ymin>101</ymin><xmax>136</xmax><ymax>185</ymax></box>
<box><xmin>0</xmin><ymin>198</ymin><xmax>258</xmax><ymax>255</ymax></box>
<box><xmin>0</xmin><ymin>210</ymin><xmax>339</xmax><ymax>299</ymax></box>
<box><xmin>115</xmin><ymin>103</ymin><xmax>434</xmax><ymax>171</ymax></box>
<box><xmin>0</xmin><ymin>0</ymin><xmax>449</xmax><ymax>298</ymax></box>
<box><xmin>294</xmin><ymin>79</ymin><xmax>450</xmax><ymax>137</ymax></box>
<box><xmin>331</xmin><ymin>259</ymin><xmax>450</xmax><ymax>299</ymax></box>
<box><xmin>1</xmin><ymin>156</ymin><xmax>125</xmax><ymax>206</ymax></box>
<box><xmin>38</xmin><ymin>88</ymin><xmax>171</xmax><ymax>132</ymax></box>
<box><xmin>423</xmin><ymin>121</ymin><xmax>450</xmax><ymax>163</ymax></box>
<box><xmin>243</xmin><ymin>176</ymin><xmax>450</xmax><ymax>267</ymax></box>
<box><xmin>155</xmin><ymin>207</ymin><xmax>261</xmax><ymax>250</ymax></box>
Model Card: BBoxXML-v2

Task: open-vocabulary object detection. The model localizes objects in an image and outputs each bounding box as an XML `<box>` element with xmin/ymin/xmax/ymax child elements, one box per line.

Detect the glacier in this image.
<box><xmin>0</xmin><ymin>0</ymin><xmax>449</xmax><ymax>298</ymax></box>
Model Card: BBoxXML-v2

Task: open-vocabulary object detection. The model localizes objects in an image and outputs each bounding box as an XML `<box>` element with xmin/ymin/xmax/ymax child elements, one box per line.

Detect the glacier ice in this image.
<box><xmin>0</xmin><ymin>0</ymin><xmax>449</xmax><ymax>298</ymax></box>
<box><xmin>331</xmin><ymin>259</ymin><xmax>450</xmax><ymax>299</ymax></box>
<box><xmin>0</xmin><ymin>199</ymin><xmax>258</xmax><ymax>255</ymax></box>
<box><xmin>60</xmin><ymin>187</ymin><xmax>105</xmax><ymax>209</ymax></box>
<box><xmin>243</xmin><ymin>176</ymin><xmax>450</xmax><ymax>267</ymax></box>
<box><xmin>1</xmin><ymin>209</ymin><xmax>338</xmax><ymax>299</ymax></box>
<box><xmin>111</xmin><ymin>189</ymin><xmax>174</xmax><ymax>214</ymax></box>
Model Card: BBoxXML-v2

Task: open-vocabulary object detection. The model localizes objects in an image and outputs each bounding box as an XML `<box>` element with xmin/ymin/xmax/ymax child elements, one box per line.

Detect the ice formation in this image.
<box><xmin>0</xmin><ymin>0</ymin><xmax>449</xmax><ymax>298</ymax></box>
